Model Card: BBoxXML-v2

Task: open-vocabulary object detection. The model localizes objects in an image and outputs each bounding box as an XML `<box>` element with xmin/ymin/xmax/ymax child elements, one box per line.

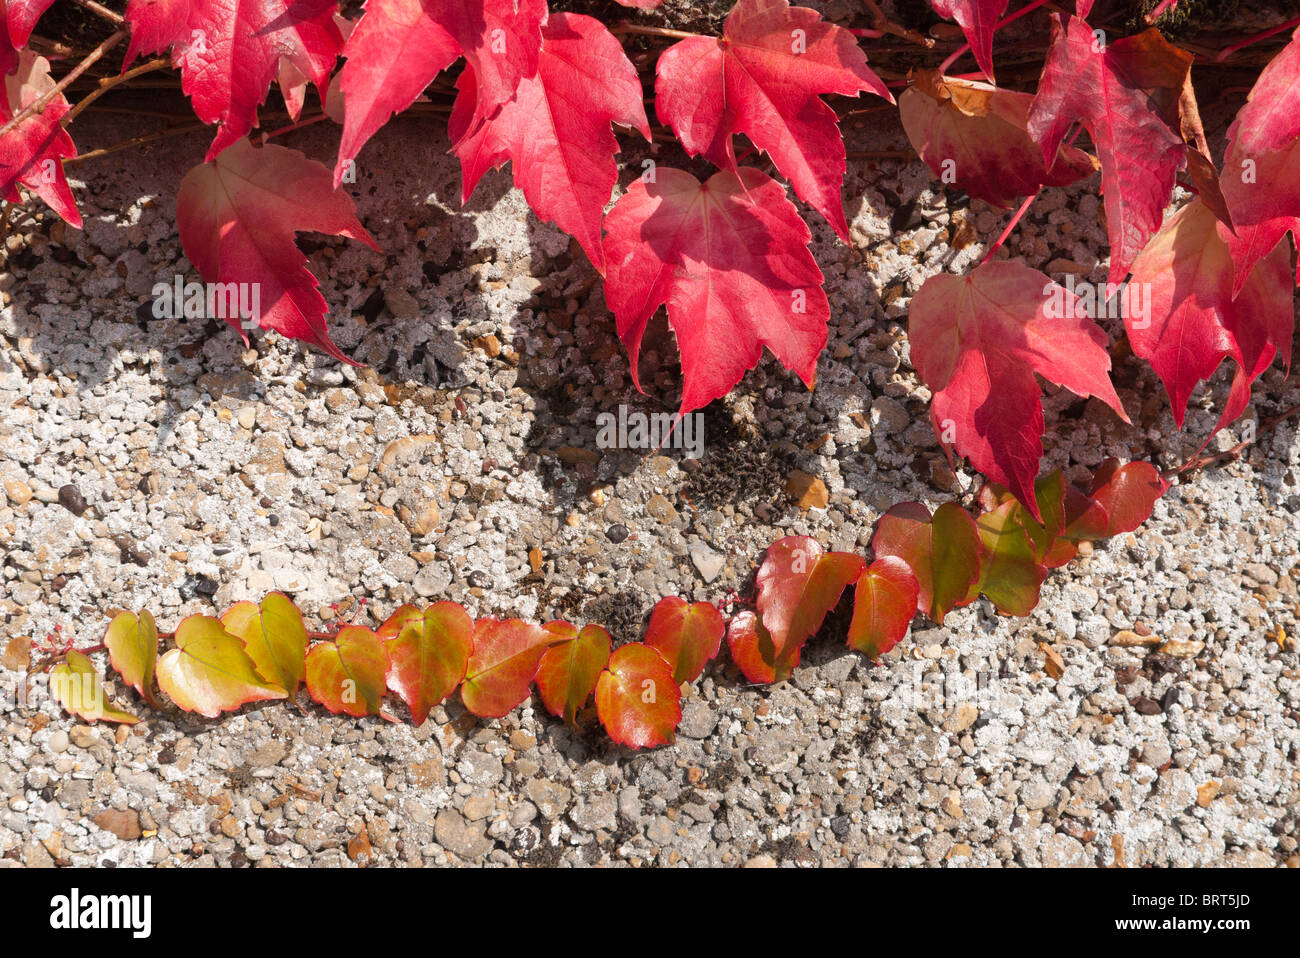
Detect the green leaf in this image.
<box><xmin>971</xmin><ymin>500</ymin><xmax>1048</xmax><ymax>616</ymax></box>
<box><xmin>872</xmin><ymin>501</ymin><xmax>982</xmax><ymax>623</ymax></box>
<box><xmin>535</xmin><ymin>622</ymin><xmax>611</xmax><ymax>725</ymax></box>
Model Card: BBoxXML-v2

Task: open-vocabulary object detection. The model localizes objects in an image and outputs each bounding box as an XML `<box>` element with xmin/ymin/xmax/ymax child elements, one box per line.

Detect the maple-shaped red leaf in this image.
<box><xmin>333</xmin><ymin>0</ymin><xmax>546</xmax><ymax>186</ymax></box>
<box><xmin>595</xmin><ymin>643</ymin><xmax>681</xmax><ymax>749</ymax></box>
<box><xmin>1221</xmin><ymin>35</ymin><xmax>1300</xmax><ymax>295</ymax></box>
<box><xmin>909</xmin><ymin>259</ymin><xmax>1128</xmax><ymax>518</ymax></box>
<box><xmin>899</xmin><ymin>70</ymin><xmax>1095</xmax><ymax>208</ymax></box>
<box><xmin>1027</xmin><ymin>16</ymin><xmax>1191</xmax><ymax>284</ymax></box>
<box><xmin>1</xmin><ymin>0</ymin><xmax>53</xmax><ymax>74</ymax></box>
<box><xmin>448</xmin><ymin>13</ymin><xmax>649</xmax><ymax>273</ymax></box>
<box><xmin>122</xmin><ymin>0</ymin><xmax>190</xmax><ymax>70</ymax></box>
<box><xmin>872</xmin><ymin>502</ymin><xmax>982</xmax><ymax>624</ymax></box>
<box><xmin>1</xmin><ymin>51</ymin><xmax>81</xmax><ymax>227</ymax></box>
<box><xmin>384</xmin><ymin>601</ymin><xmax>474</xmax><ymax>726</ymax></box>
<box><xmin>535</xmin><ymin>621</ymin><xmax>611</xmax><ymax>726</ymax></box>
<box><xmin>752</xmin><ymin>536</ymin><xmax>864</xmax><ymax>680</ymax></box>
<box><xmin>654</xmin><ymin>0</ymin><xmax>891</xmax><ymax>240</ymax></box>
<box><xmin>726</xmin><ymin>610</ymin><xmax>779</xmax><ymax>685</ymax></box>
<box><xmin>461</xmin><ymin>617</ymin><xmax>553</xmax><ymax>718</ymax></box>
<box><xmin>1128</xmin><ymin>197</ymin><xmax>1293</xmax><ymax>431</ymax></box>
<box><xmin>642</xmin><ymin>596</ymin><xmax>724</xmax><ymax>685</ymax></box>
<box><xmin>930</xmin><ymin>0</ymin><xmax>1007</xmax><ymax>81</ymax></box>
<box><xmin>156</xmin><ymin>0</ymin><xmax>344</xmax><ymax>161</ymax></box>
<box><xmin>1227</xmin><ymin>25</ymin><xmax>1300</xmax><ymax>158</ymax></box>
<box><xmin>305</xmin><ymin>625</ymin><xmax>390</xmax><ymax>718</ymax></box>
<box><xmin>176</xmin><ymin>137</ymin><xmax>378</xmax><ymax>363</ymax></box>
<box><xmin>845</xmin><ymin>556</ymin><xmax>918</xmax><ymax>659</ymax></box>
<box><xmin>602</xmin><ymin>166</ymin><xmax>830</xmax><ymax>416</ymax></box>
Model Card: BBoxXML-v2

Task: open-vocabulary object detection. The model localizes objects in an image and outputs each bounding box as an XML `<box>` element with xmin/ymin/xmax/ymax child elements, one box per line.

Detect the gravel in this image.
<box><xmin>0</xmin><ymin>82</ymin><xmax>1297</xmax><ymax>867</ymax></box>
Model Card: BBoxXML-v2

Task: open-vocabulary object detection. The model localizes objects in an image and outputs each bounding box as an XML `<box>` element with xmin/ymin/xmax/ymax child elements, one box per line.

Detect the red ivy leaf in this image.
<box><xmin>167</xmin><ymin>0</ymin><xmax>343</xmax><ymax>161</ymax></box>
<box><xmin>461</xmin><ymin>617</ymin><xmax>553</xmax><ymax>718</ymax></box>
<box><xmin>595</xmin><ymin>643</ymin><xmax>681</xmax><ymax>749</ymax></box>
<box><xmin>846</xmin><ymin>557</ymin><xmax>918</xmax><ymax>659</ymax></box>
<box><xmin>754</xmin><ymin>536</ymin><xmax>864</xmax><ymax>679</ymax></box>
<box><xmin>535</xmin><ymin>621</ymin><xmax>611</xmax><ymax>725</ymax></box>
<box><xmin>121</xmin><ymin>0</ymin><xmax>190</xmax><ymax>69</ymax></box>
<box><xmin>930</xmin><ymin>0</ymin><xmax>1007</xmax><ymax>81</ymax></box>
<box><xmin>449</xmin><ymin>13</ymin><xmax>649</xmax><ymax>273</ymax></box>
<box><xmin>1128</xmin><ymin>198</ymin><xmax>1293</xmax><ymax>431</ymax></box>
<box><xmin>1227</xmin><ymin>25</ymin><xmax>1300</xmax><ymax>157</ymax></box>
<box><xmin>1085</xmin><ymin>459</ymin><xmax>1168</xmax><ymax>537</ymax></box>
<box><xmin>726</xmin><ymin>610</ymin><xmax>778</xmax><ymax>685</ymax></box>
<box><xmin>1027</xmin><ymin>17</ymin><xmax>1191</xmax><ymax>284</ymax></box>
<box><xmin>899</xmin><ymin>70</ymin><xmax>1095</xmax><ymax>208</ymax></box>
<box><xmin>872</xmin><ymin>502</ymin><xmax>982</xmax><ymax>624</ymax></box>
<box><xmin>654</xmin><ymin>0</ymin><xmax>891</xmax><ymax>240</ymax></box>
<box><xmin>1</xmin><ymin>51</ymin><xmax>81</xmax><ymax>227</ymax></box>
<box><xmin>1221</xmin><ymin>31</ymin><xmax>1300</xmax><ymax>294</ymax></box>
<box><xmin>602</xmin><ymin>166</ymin><xmax>829</xmax><ymax>417</ymax></box>
<box><xmin>334</xmin><ymin>0</ymin><xmax>546</xmax><ymax>185</ymax></box>
<box><xmin>384</xmin><ymin>601</ymin><xmax>474</xmax><ymax>726</ymax></box>
<box><xmin>909</xmin><ymin>259</ymin><xmax>1127</xmax><ymax>518</ymax></box>
<box><xmin>642</xmin><ymin>596</ymin><xmax>724</xmax><ymax>684</ymax></box>
<box><xmin>176</xmin><ymin>138</ymin><xmax>379</xmax><ymax>363</ymax></box>
<box><xmin>306</xmin><ymin>625</ymin><xmax>389</xmax><ymax>718</ymax></box>
<box><xmin>1</xmin><ymin>0</ymin><xmax>53</xmax><ymax>74</ymax></box>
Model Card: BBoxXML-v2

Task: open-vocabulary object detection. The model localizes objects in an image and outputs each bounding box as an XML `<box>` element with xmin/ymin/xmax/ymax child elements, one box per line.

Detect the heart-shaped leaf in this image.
<box><xmin>642</xmin><ymin>597</ymin><xmax>724</xmax><ymax>684</ymax></box>
<box><xmin>535</xmin><ymin>621</ymin><xmax>611</xmax><ymax>725</ymax></box>
<box><xmin>103</xmin><ymin>609</ymin><xmax>160</xmax><ymax>707</ymax></box>
<box><xmin>221</xmin><ymin>592</ymin><xmax>309</xmax><ymax>696</ymax></box>
<box><xmin>384</xmin><ymin>602</ymin><xmax>474</xmax><ymax>726</ymax></box>
<box><xmin>157</xmin><ymin>615</ymin><xmax>287</xmax><ymax>718</ymax></box>
<box><xmin>305</xmin><ymin>625</ymin><xmax>389</xmax><ymax>718</ymax></box>
<box><xmin>50</xmin><ymin>650</ymin><xmax>139</xmax><ymax>725</ymax></box>
<box><xmin>595</xmin><ymin>643</ymin><xmax>681</xmax><ymax>749</ymax></box>
<box><xmin>872</xmin><ymin>502</ymin><xmax>982</xmax><ymax>624</ymax></box>
<box><xmin>461</xmin><ymin>618</ymin><xmax>554</xmax><ymax>718</ymax></box>
<box><xmin>846</xmin><ymin>557</ymin><xmax>919</xmax><ymax>659</ymax></box>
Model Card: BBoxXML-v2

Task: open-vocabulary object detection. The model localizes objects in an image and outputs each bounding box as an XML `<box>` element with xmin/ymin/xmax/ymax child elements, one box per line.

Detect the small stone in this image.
<box><xmin>1132</xmin><ymin>696</ymin><xmax>1163</xmax><ymax>715</ymax></box>
<box><xmin>69</xmin><ymin>725</ymin><xmax>98</xmax><ymax>749</ymax></box>
<box><xmin>403</xmin><ymin>500</ymin><xmax>440</xmax><ymax>538</ymax></box>
<box><xmin>4</xmin><ymin>478</ymin><xmax>32</xmax><ymax>506</ymax></box>
<box><xmin>1197</xmin><ymin>781</ymin><xmax>1220</xmax><ymax>807</ymax></box>
<box><xmin>467</xmin><ymin>570</ymin><xmax>492</xmax><ymax>590</ymax></box>
<box><xmin>555</xmin><ymin>446</ymin><xmax>600</xmax><ymax>465</ymax></box>
<box><xmin>463</xmin><ymin>795</ymin><xmax>494</xmax><ymax>821</ymax></box>
<box><xmin>434</xmin><ymin>809</ymin><xmax>492</xmax><ymax>860</ymax></box>
<box><xmin>347</xmin><ymin>829</ymin><xmax>373</xmax><ymax>863</ymax></box>
<box><xmin>510</xmin><ymin>730</ymin><xmax>536</xmax><ymax>750</ymax></box>
<box><xmin>745</xmin><ymin>854</ymin><xmax>778</xmax><ymax>868</ymax></box>
<box><xmin>943</xmin><ymin>702</ymin><xmax>978</xmax><ymax>733</ymax></box>
<box><xmin>47</xmin><ymin>730</ymin><xmax>69</xmax><ymax>753</ymax></box>
<box><xmin>605</xmin><ymin>524</ymin><xmax>630</xmax><ymax>544</ymax></box>
<box><xmin>528</xmin><ymin>548</ymin><xmax>544</xmax><ymax>572</ymax></box>
<box><xmin>2</xmin><ymin>636</ymin><xmax>31</xmax><ymax>670</ymax></box>
<box><xmin>58</xmin><ymin>484</ymin><xmax>87</xmax><ymax>516</ymax></box>
<box><xmin>1112</xmin><ymin>629</ymin><xmax>1161</xmax><ymax>647</ymax></box>
<box><xmin>473</xmin><ymin>334</ymin><xmax>501</xmax><ymax>357</ymax></box>
<box><xmin>1156</xmin><ymin>638</ymin><xmax>1204</xmax><ymax>658</ymax></box>
<box><xmin>690</xmin><ymin>542</ymin><xmax>725</xmax><ymax>583</ymax></box>
<box><xmin>785</xmin><ymin>470</ymin><xmax>829</xmax><ymax>510</ymax></box>
<box><xmin>646</xmin><ymin>494</ymin><xmax>678</xmax><ymax>524</ymax></box>
<box><xmin>93</xmin><ymin>809</ymin><xmax>142</xmax><ymax>841</ymax></box>
<box><xmin>941</xmin><ymin>792</ymin><xmax>964</xmax><ymax>819</ymax></box>
<box><xmin>524</xmin><ymin>779</ymin><xmax>571</xmax><ymax>820</ymax></box>
<box><xmin>237</xmin><ymin>407</ymin><xmax>257</xmax><ymax>430</ymax></box>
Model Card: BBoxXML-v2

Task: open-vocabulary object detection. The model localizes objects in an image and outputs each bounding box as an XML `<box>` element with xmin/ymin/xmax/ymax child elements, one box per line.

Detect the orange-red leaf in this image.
<box><xmin>305</xmin><ymin>626</ymin><xmax>389</xmax><ymax>718</ymax></box>
<box><xmin>642</xmin><ymin>597</ymin><xmax>724</xmax><ymax>684</ymax></box>
<box><xmin>726</xmin><ymin>610</ymin><xmax>778</xmax><ymax>685</ymax></box>
<box><xmin>595</xmin><ymin>643</ymin><xmax>681</xmax><ymax>749</ymax></box>
<box><xmin>872</xmin><ymin>502</ymin><xmax>982</xmax><ymax>624</ymax></box>
<box><xmin>846</xmin><ymin>557</ymin><xmax>918</xmax><ymax>659</ymax></box>
<box><xmin>535</xmin><ymin>621</ymin><xmax>611</xmax><ymax>725</ymax></box>
<box><xmin>461</xmin><ymin>618</ymin><xmax>553</xmax><ymax>718</ymax></box>
<box><xmin>384</xmin><ymin>602</ymin><xmax>473</xmax><ymax>726</ymax></box>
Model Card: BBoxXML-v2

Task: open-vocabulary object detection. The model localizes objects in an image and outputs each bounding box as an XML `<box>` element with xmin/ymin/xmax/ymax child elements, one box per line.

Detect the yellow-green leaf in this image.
<box><xmin>156</xmin><ymin>615</ymin><xmax>287</xmax><ymax>718</ymax></box>
<box><xmin>50</xmin><ymin>650</ymin><xmax>139</xmax><ymax>724</ymax></box>
<box><xmin>103</xmin><ymin>610</ymin><xmax>160</xmax><ymax>706</ymax></box>
<box><xmin>221</xmin><ymin>592</ymin><xmax>308</xmax><ymax>695</ymax></box>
